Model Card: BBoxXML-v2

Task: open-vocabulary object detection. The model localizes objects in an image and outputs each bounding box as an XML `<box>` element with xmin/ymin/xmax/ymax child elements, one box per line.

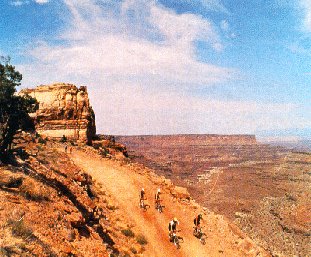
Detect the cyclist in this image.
<box><xmin>140</xmin><ymin>188</ymin><xmax>146</xmax><ymax>208</ymax></box>
<box><xmin>168</xmin><ymin>217</ymin><xmax>179</xmax><ymax>241</ymax></box>
<box><xmin>194</xmin><ymin>214</ymin><xmax>203</xmax><ymax>234</ymax></box>
<box><xmin>155</xmin><ymin>188</ymin><xmax>162</xmax><ymax>209</ymax></box>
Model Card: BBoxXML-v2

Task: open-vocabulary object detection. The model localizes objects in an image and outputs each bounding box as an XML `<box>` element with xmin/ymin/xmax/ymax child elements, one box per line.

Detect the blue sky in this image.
<box><xmin>1</xmin><ymin>0</ymin><xmax>310</xmax><ymax>139</ymax></box>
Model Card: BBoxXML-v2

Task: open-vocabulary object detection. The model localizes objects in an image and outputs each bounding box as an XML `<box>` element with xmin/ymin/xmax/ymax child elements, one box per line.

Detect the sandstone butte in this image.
<box><xmin>19</xmin><ymin>83</ymin><xmax>96</xmax><ymax>144</ymax></box>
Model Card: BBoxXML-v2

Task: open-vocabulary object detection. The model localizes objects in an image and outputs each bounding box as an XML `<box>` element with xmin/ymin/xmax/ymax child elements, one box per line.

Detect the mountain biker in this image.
<box><xmin>155</xmin><ymin>188</ymin><xmax>162</xmax><ymax>208</ymax></box>
<box><xmin>168</xmin><ymin>217</ymin><xmax>179</xmax><ymax>240</ymax></box>
<box><xmin>194</xmin><ymin>214</ymin><xmax>203</xmax><ymax>233</ymax></box>
<box><xmin>140</xmin><ymin>188</ymin><xmax>146</xmax><ymax>208</ymax></box>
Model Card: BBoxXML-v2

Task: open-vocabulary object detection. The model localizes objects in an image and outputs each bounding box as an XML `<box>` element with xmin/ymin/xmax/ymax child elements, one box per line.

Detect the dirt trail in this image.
<box><xmin>70</xmin><ymin>150</ymin><xmax>264</xmax><ymax>257</ymax></box>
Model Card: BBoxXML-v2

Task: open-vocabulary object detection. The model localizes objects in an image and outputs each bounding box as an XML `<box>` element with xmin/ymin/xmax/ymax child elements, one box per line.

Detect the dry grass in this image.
<box><xmin>7</xmin><ymin>219</ymin><xmax>33</xmax><ymax>239</ymax></box>
<box><xmin>0</xmin><ymin>175</ymin><xmax>23</xmax><ymax>188</ymax></box>
<box><xmin>121</xmin><ymin>228</ymin><xmax>135</xmax><ymax>238</ymax></box>
<box><xmin>136</xmin><ymin>234</ymin><xmax>148</xmax><ymax>245</ymax></box>
<box><xmin>20</xmin><ymin>179</ymin><xmax>51</xmax><ymax>201</ymax></box>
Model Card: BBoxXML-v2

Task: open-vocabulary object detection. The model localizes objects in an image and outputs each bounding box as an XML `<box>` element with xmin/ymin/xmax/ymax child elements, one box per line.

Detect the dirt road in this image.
<box><xmin>70</xmin><ymin>150</ymin><xmax>266</xmax><ymax>257</ymax></box>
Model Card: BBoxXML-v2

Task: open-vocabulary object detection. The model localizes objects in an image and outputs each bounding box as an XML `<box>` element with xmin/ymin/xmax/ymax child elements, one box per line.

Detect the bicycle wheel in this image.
<box><xmin>200</xmin><ymin>233</ymin><xmax>206</xmax><ymax>245</ymax></box>
<box><xmin>144</xmin><ymin>204</ymin><xmax>150</xmax><ymax>211</ymax></box>
<box><xmin>159</xmin><ymin>205</ymin><xmax>163</xmax><ymax>213</ymax></box>
<box><xmin>174</xmin><ymin>237</ymin><xmax>180</xmax><ymax>249</ymax></box>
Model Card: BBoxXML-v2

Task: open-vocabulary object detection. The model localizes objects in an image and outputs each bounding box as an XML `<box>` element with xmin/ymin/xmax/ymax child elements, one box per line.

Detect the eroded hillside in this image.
<box><xmin>0</xmin><ymin>133</ymin><xmax>270</xmax><ymax>256</ymax></box>
<box><xmin>0</xmin><ymin>133</ymin><xmax>147</xmax><ymax>256</ymax></box>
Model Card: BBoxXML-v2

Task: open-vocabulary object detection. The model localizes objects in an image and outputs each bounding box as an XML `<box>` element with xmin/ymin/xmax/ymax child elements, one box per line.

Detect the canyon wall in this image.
<box><xmin>20</xmin><ymin>83</ymin><xmax>96</xmax><ymax>144</ymax></box>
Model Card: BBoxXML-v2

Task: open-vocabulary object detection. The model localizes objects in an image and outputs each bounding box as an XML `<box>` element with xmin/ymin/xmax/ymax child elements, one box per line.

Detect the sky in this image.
<box><xmin>0</xmin><ymin>0</ymin><xmax>310</xmax><ymax>138</ymax></box>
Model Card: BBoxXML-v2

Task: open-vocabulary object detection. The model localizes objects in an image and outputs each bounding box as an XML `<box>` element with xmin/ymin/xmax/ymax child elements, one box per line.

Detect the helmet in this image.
<box><xmin>173</xmin><ymin>217</ymin><xmax>178</xmax><ymax>222</ymax></box>
<box><xmin>157</xmin><ymin>188</ymin><xmax>161</xmax><ymax>193</ymax></box>
<box><xmin>199</xmin><ymin>214</ymin><xmax>203</xmax><ymax>218</ymax></box>
<box><xmin>142</xmin><ymin>188</ymin><xmax>144</xmax><ymax>191</ymax></box>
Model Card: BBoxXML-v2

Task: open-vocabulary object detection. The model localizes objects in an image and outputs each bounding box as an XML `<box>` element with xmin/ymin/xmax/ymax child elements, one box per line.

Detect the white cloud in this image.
<box><xmin>150</xmin><ymin>4</ymin><xmax>222</xmax><ymax>51</ymax></box>
<box><xmin>220</xmin><ymin>20</ymin><xmax>229</xmax><ymax>31</ymax></box>
<box><xmin>34</xmin><ymin>0</ymin><xmax>49</xmax><ymax>4</ymax></box>
<box><xmin>87</xmin><ymin>84</ymin><xmax>310</xmax><ymax>135</ymax></box>
<box><xmin>20</xmin><ymin>0</ymin><xmax>232</xmax><ymax>87</ymax></box>
<box><xmin>17</xmin><ymin>0</ymin><xmax>310</xmax><ymax>135</ymax></box>
<box><xmin>10</xmin><ymin>0</ymin><xmax>48</xmax><ymax>6</ymax></box>
<box><xmin>172</xmin><ymin>0</ymin><xmax>229</xmax><ymax>14</ymax></box>
<box><xmin>300</xmin><ymin>0</ymin><xmax>311</xmax><ymax>31</ymax></box>
<box><xmin>200</xmin><ymin>0</ymin><xmax>229</xmax><ymax>13</ymax></box>
<box><xmin>10</xmin><ymin>0</ymin><xmax>29</xmax><ymax>6</ymax></box>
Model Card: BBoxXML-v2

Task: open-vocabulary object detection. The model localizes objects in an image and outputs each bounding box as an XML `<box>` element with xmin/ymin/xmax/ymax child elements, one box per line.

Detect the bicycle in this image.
<box><xmin>139</xmin><ymin>198</ymin><xmax>150</xmax><ymax>211</ymax></box>
<box><xmin>193</xmin><ymin>226</ymin><xmax>207</xmax><ymax>245</ymax></box>
<box><xmin>169</xmin><ymin>230</ymin><xmax>184</xmax><ymax>249</ymax></box>
<box><xmin>155</xmin><ymin>200</ymin><xmax>164</xmax><ymax>213</ymax></box>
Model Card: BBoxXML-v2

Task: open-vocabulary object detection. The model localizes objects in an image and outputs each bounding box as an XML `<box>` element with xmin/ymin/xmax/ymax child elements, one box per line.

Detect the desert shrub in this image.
<box><xmin>36</xmin><ymin>145</ymin><xmax>43</xmax><ymax>152</ymax></box>
<box><xmin>130</xmin><ymin>247</ymin><xmax>137</xmax><ymax>254</ymax></box>
<box><xmin>36</xmin><ymin>155</ymin><xmax>49</xmax><ymax>164</ymax></box>
<box><xmin>0</xmin><ymin>175</ymin><xmax>23</xmax><ymax>188</ymax></box>
<box><xmin>136</xmin><ymin>234</ymin><xmax>148</xmax><ymax>245</ymax></box>
<box><xmin>60</xmin><ymin>135</ymin><xmax>67</xmax><ymax>143</ymax></box>
<box><xmin>99</xmin><ymin>147</ymin><xmax>109</xmax><ymax>157</ymax></box>
<box><xmin>107</xmin><ymin>205</ymin><xmax>118</xmax><ymax>211</ymax></box>
<box><xmin>38</xmin><ymin>137</ymin><xmax>46</xmax><ymax>145</ymax></box>
<box><xmin>7</xmin><ymin>219</ymin><xmax>33</xmax><ymax>239</ymax></box>
<box><xmin>285</xmin><ymin>193</ymin><xmax>297</xmax><ymax>202</ymax></box>
<box><xmin>121</xmin><ymin>229</ymin><xmax>135</xmax><ymax>238</ymax></box>
<box><xmin>20</xmin><ymin>180</ymin><xmax>50</xmax><ymax>201</ymax></box>
<box><xmin>7</xmin><ymin>177</ymin><xmax>23</xmax><ymax>188</ymax></box>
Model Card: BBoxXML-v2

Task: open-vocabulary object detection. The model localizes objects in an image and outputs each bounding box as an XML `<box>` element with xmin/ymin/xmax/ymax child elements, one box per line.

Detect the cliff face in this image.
<box><xmin>20</xmin><ymin>83</ymin><xmax>96</xmax><ymax>144</ymax></box>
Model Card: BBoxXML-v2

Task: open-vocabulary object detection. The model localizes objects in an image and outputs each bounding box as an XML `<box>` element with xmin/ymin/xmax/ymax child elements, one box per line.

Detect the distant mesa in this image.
<box><xmin>116</xmin><ymin>134</ymin><xmax>257</xmax><ymax>147</ymax></box>
<box><xmin>20</xmin><ymin>83</ymin><xmax>96</xmax><ymax>144</ymax></box>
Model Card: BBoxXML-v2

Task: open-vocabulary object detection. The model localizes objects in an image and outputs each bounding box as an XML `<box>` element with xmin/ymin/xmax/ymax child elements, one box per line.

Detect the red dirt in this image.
<box><xmin>70</xmin><ymin>149</ymin><xmax>269</xmax><ymax>257</ymax></box>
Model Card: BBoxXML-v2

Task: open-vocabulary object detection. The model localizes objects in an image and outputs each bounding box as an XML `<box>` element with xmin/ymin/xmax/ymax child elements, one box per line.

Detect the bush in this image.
<box><xmin>0</xmin><ymin>176</ymin><xmax>23</xmax><ymax>188</ymax></box>
<box><xmin>107</xmin><ymin>205</ymin><xmax>118</xmax><ymax>211</ymax></box>
<box><xmin>38</xmin><ymin>137</ymin><xmax>46</xmax><ymax>145</ymax></box>
<box><xmin>130</xmin><ymin>247</ymin><xmax>137</xmax><ymax>254</ymax></box>
<box><xmin>7</xmin><ymin>219</ymin><xmax>33</xmax><ymax>239</ymax></box>
<box><xmin>60</xmin><ymin>135</ymin><xmax>67</xmax><ymax>143</ymax></box>
<box><xmin>20</xmin><ymin>180</ymin><xmax>50</xmax><ymax>201</ymax></box>
<box><xmin>121</xmin><ymin>229</ymin><xmax>135</xmax><ymax>238</ymax></box>
<box><xmin>136</xmin><ymin>234</ymin><xmax>148</xmax><ymax>245</ymax></box>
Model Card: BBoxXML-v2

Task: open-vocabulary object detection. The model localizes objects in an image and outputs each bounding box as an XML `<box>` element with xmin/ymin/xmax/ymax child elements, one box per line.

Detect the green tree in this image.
<box><xmin>0</xmin><ymin>57</ymin><xmax>38</xmax><ymax>155</ymax></box>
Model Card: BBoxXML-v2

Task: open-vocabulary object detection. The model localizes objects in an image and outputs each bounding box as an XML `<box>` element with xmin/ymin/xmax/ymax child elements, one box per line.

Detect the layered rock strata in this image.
<box><xmin>20</xmin><ymin>83</ymin><xmax>96</xmax><ymax>144</ymax></box>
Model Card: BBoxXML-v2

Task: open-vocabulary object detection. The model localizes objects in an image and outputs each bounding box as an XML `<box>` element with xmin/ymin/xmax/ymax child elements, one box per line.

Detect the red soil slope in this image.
<box><xmin>71</xmin><ymin>149</ymin><xmax>269</xmax><ymax>257</ymax></box>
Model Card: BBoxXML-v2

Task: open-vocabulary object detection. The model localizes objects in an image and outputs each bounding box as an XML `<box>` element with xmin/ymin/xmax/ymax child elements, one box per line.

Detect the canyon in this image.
<box><xmin>116</xmin><ymin>134</ymin><xmax>311</xmax><ymax>256</ymax></box>
<box><xmin>1</xmin><ymin>83</ymin><xmax>309</xmax><ymax>256</ymax></box>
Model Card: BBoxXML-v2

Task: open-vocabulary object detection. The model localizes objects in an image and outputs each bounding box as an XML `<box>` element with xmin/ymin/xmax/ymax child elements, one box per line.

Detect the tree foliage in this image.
<box><xmin>0</xmin><ymin>57</ymin><xmax>38</xmax><ymax>155</ymax></box>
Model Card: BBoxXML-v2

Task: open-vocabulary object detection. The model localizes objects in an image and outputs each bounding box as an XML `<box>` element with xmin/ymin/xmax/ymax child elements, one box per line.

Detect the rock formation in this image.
<box><xmin>20</xmin><ymin>83</ymin><xmax>96</xmax><ymax>144</ymax></box>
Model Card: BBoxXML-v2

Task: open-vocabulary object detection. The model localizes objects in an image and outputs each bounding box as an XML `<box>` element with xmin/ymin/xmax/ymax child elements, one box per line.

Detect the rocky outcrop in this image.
<box><xmin>20</xmin><ymin>83</ymin><xmax>96</xmax><ymax>144</ymax></box>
